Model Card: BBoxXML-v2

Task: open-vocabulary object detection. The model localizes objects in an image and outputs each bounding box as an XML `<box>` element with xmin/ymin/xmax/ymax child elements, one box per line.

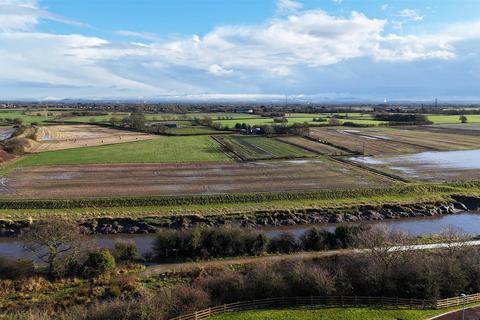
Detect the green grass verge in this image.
<box><xmin>11</xmin><ymin>136</ymin><xmax>230</xmax><ymax>166</ymax></box>
<box><xmin>209</xmin><ymin>305</ymin><xmax>464</xmax><ymax>320</ymax></box>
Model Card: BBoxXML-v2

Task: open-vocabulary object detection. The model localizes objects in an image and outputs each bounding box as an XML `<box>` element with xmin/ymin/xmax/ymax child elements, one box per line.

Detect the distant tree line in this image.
<box><xmin>374</xmin><ymin>113</ymin><xmax>433</xmax><ymax>125</ymax></box>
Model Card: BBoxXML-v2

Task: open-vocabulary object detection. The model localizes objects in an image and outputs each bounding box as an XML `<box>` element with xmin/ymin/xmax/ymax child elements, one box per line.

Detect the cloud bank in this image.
<box><xmin>1</xmin><ymin>0</ymin><xmax>480</xmax><ymax>100</ymax></box>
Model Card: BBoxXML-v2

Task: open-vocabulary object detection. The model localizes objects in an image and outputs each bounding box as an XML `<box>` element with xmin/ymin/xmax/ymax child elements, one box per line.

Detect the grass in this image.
<box><xmin>209</xmin><ymin>306</ymin><xmax>466</xmax><ymax>320</ymax></box>
<box><xmin>428</xmin><ymin>114</ymin><xmax>480</xmax><ymax>124</ymax></box>
<box><xmin>166</xmin><ymin>126</ymin><xmax>227</xmax><ymax>135</ymax></box>
<box><xmin>0</xmin><ymin>182</ymin><xmax>476</xmax><ymax>220</ymax></box>
<box><xmin>219</xmin><ymin>135</ymin><xmax>314</xmax><ymax>160</ymax></box>
<box><xmin>0</xmin><ymin>110</ymin><xmax>52</xmax><ymax>124</ymax></box>
<box><xmin>11</xmin><ymin>136</ymin><xmax>230</xmax><ymax>166</ymax></box>
<box><xmin>65</xmin><ymin>113</ymin><xmax>130</xmax><ymax>123</ymax></box>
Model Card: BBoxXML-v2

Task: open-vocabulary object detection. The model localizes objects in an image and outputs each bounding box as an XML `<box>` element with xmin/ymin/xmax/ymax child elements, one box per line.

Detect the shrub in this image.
<box><xmin>168</xmin><ymin>286</ymin><xmax>210</xmax><ymax>318</ymax></box>
<box><xmin>268</xmin><ymin>232</ymin><xmax>298</xmax><ymax>253</ymax></box>
<box><xmin>113</xmin><ymin>241</ymin><xmax>138</xmax><ymax>263</ymax></box>
<box><xmin>300</xmin><ymin>228</ymin><xmax>332</xmax><ymax>251</ymax></box>
<box><xmin>83</xmin><ymin>249</ymin><xmax>116</xmax><ymax>277</ymax></box>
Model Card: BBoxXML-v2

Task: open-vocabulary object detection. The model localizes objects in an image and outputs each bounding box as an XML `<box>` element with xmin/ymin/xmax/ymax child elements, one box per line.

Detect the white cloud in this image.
<box><xmin>208</xmin><ymin>64</ymin><xmax>234</xmax><ymax>76</ymax></box>
<box><xmin>276</xmin><ymin>0</ymin><xmax>303</xmax><ymax>15</ymax></box>
<box><xmin>332</xmin><ymin>0</ymin><xmax>343</xmax><ymax>4</ymax></box>
<box><xmin>381</xmin><ymin>4</ymin><xmax>389</xmax><ymax>11</ymax></box>
<box><xmin>115</xmin><ymin>30</ymin><xmax>160</xmax><ymax>41</ymax></box>
<box><xmin>398</xmin><ymin>9</ymin><xmax>424</xmax><ymax>22</ymax></box>
<box><xmin>1</xmin><ymin>0</ymin><xmax>480</xmax><ymax>99</ymax></box>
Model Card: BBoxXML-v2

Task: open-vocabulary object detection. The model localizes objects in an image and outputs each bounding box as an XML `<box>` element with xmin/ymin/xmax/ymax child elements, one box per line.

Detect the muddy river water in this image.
<box><xmin>1</xmin><ymin>212</ymin><xmax>480</xmax><ymax>260</ymax></box>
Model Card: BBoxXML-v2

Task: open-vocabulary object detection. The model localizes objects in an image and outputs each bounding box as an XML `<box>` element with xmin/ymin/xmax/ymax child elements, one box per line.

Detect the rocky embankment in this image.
<box><xmin>1</xmin><ymin>195</ymin><xmax>479</xmax><ymax>237</ymax></box>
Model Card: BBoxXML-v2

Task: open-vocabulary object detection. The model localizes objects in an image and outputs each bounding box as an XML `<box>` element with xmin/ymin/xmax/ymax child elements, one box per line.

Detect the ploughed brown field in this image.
<box><xmin>276</xmin><ymin>136</ymin><xmax>348</xmax><ymax>155</ymax></box>
<box><xmin>28</xmin><ymin>125</ymin><xmax>157</xmax><ymax>153</ymax></box>
<box><xmin>309</xmin><ymin>127</ymin><xmax>480</xmax><ymax>156</ymax></box>
<box><xmin>309</xmin><ymin>128</ymin><xmax>430</xmax><ymax>155</ymax></box>
<box><xmin>0</xmin><ymin>160</ymin><xmax>392</xmax><ymax>199</ymax></box>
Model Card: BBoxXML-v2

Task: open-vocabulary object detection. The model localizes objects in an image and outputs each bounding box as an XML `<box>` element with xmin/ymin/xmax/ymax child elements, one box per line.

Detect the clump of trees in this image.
<box><xmin>374</xmin><ymin>113</ymin><xmax>433</xmax><ymax>125</ymax></box>
<box><xmin>153</xmin><ymin>225</ymin><xmax>363</xmax><ymax>261</ymax></box>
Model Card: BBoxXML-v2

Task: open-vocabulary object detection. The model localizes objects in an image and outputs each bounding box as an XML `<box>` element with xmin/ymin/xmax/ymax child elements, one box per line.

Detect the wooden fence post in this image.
<box><xmin>194</xmin><ymin>311</ymin><xmax>198</xmax><ymax>320</ymax></box>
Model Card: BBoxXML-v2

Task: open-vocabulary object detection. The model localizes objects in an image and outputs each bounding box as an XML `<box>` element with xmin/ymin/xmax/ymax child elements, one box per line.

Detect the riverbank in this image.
<box><xmin>0</xmin><ymin>195</ymin><xmax>479</xmax><ymax>237</ymax></box>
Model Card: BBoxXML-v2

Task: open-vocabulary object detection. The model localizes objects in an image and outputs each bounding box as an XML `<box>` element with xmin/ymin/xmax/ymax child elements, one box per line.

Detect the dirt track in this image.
<box><xmin>1</xmin><ymin>160</ymin><xmax>391</xmax><ymax>199</ymax></box>
<box><xmin>28</xmin><ymin>125</ymin><xmax>157</xmax><ymax>153</ymax></box>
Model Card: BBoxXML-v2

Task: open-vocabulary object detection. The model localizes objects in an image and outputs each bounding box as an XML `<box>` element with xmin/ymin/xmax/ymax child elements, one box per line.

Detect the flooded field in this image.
<box><xmin>309</xmin><ymin>127</ymin><xmax>429</xmax><ymax>155</ymax></box>
<box><xmin>2</xmin><ymin>212</ymin><xmax>479</xmax><ymax>260</ymax></box>
<box><xmin>351</xmin><ymin>149</ymin><xmax>480</xmax><ymax>181</ymax></box>
<box><xmin>0</xmin><ymin>159</ymin><xmax>391</xmax><ymax>198</ymax></box>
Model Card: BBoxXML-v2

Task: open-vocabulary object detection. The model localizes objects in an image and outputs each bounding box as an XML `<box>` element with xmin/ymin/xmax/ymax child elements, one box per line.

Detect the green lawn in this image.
<box><xmin>210</xmin><ymin>306</ymin><xmax>453</xmax><ymax>320</ymax></box>
<box><xmin>13</xmin><ymin>136</ymin><xmax>230</xmax><ymax>166</ymax></box>
<box><xmin>428</xmin><ymin>114</ymin><xmax>480</xmax><ymax>124</ymax></box>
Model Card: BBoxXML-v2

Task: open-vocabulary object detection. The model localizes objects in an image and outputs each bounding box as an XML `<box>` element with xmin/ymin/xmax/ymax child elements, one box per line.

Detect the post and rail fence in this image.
<box><xmin>170</xmin><ymin>293</ymin><xmax>480</xmax><ymax>320</ymax></box>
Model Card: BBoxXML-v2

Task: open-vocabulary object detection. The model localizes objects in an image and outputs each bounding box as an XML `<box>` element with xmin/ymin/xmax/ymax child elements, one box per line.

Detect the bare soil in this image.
<box><xmin>0</xmin><ymin>160</ymin><xmax>392</xmax><ymax>199</ymax></box>
<box><xmin>309</xmin><ymin>128</ymin><xmax>429</xmax><ymax>155</ymax></box>
<box><xmin>27</xmin><ymin>125</ymin><xmax>157</xmax><ymax>153</ymax></box>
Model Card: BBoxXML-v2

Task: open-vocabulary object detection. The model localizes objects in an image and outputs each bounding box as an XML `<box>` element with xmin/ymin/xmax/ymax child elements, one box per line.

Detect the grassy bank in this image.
<box><xmin>0</xmin><ymin>182</ymin><xmax>478</xmax><ymax>220</ymax></box>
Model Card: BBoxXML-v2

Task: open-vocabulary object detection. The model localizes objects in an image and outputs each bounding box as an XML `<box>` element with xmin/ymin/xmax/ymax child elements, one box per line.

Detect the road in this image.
<box><xmin>142</xmin><ymin>240</ymin><xmax>480</xmax><ymax>276</ymax></box>
<box><xmin>431</xmin><ymin>305</ymin><xmax>480</xmax><ymax>320</ymax></box>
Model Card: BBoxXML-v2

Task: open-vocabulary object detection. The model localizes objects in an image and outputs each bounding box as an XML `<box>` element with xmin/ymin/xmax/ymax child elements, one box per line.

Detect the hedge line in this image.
<box><xmin>0</xmin><ymin>183</ymin><xmax>470</xmax><ymax>210</ymax></box>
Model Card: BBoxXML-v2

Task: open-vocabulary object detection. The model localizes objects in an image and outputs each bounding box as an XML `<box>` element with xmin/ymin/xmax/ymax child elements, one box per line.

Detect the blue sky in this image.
<box><xmin>2</xmin><ymin>0</ymin><xmax>480</xmax><ymax>101</ymax></box>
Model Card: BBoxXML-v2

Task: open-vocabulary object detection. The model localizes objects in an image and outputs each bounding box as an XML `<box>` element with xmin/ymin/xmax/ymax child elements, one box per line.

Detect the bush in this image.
<box><xmin>268</xmin><ymin>233</ymin><xmax>298</xmax><ymax>254</ymax></box>
<box><xmin>300</xmin><ymin>228</ymin><xmax>332</xmax><ymax>251</ymax></box>
<box><xmin>168</xmin><ymin>287</ymin><xmax>210</xmax><ymax>318</ymax></box>
<box><xmin>83</xmin><ymin>249</ymin><xmax>116</xmax><ymax>277</ymax></box>
<box><xmin>113</xmin><ymin>241</ymin><xmax>138</xmax><ymax>263</ymax></box>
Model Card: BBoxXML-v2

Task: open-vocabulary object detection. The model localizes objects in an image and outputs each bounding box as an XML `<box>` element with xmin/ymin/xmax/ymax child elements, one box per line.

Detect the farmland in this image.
<box><xmin>351</xmin><ymin>149</ymin><xmax>480</xmax><ymax>182</ymax></box>
<box><xmin>11</xmin><ymin>135</ymin><xmax>229</xmax><ymax>167</ymax></box>
<box><xmin>215</xmin><ymin>135</ymin><xmax>314</xmax><ymax>160</ymax></box>
<box><xmin>276</xmin><ymin>136</ymin><xmax>349</xmax><ymax>155</ymax></box>
<box><xmin>27</xmin><ymin>125</ymin><xmax>157</xmax><ymax>152</ymax></box>
<box><xmin>0</xmin><ymin>159</ymin><xmax>392</xmax><ymax>199</ymax></box>
<box><xmin>346</xmin><ymin>127</ymin><xmax>480</xmax><ymax>150</ymax></box>
<box><xmin>309</xmin><ymin>127</ymin><xmax>429</xmax><ymax>155</ymax></box>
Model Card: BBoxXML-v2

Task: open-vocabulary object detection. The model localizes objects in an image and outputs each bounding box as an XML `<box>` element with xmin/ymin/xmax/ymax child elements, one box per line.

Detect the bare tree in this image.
<box><xmin>22</xmin><ymin>219</ymin><xmax>82</xmax><ymax>276</ymax></box>
<box><xmin>354</xmin><ymin>224</ymin><xmax>410</xmax><ymax>272</ymax></box>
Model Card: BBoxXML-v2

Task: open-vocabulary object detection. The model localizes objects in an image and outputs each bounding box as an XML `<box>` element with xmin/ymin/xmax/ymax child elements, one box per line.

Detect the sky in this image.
<box><xmin>2</xmin><ymin>0</ymin><xmax>480</xmax><ymax>101</ymax></box>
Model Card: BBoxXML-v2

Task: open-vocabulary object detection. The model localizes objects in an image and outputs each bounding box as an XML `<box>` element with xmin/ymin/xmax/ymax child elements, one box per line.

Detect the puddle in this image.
<box><xmin>44</xmin><ymin>173</ymin><xmax>81</xmax><ymax>180</ymax></box>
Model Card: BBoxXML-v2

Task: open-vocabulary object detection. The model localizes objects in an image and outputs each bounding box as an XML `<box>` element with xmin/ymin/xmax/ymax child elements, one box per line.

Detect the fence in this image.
<box><xmin>170</xmin><ymin>293</ymin><xmax>480</xmax><ymax>320</ymax></box>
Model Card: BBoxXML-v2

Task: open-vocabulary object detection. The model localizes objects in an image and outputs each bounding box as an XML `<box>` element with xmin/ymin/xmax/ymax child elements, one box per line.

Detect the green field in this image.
<box><xmin>166</xmin><ymin>126</ymin><xmax>227</xmax><ymax>135</ymax></box>
<box><xmin>218</xmin><ymin>135</ymin><xmax>314</xmax><ymax>160</ymax></box>
<box><xmin>210</xmin><ymin>306</ymin><xmax>455</xmax><ymax>320</ymax></box>
<box><xmin>12</xmin><ymin>136</ymin><xmax>230</xmax><ymax>166</ymax></box>
<box><xmin>66</xmin><ymin>112</ymin><xmax>130</xmax><ymax>123</ymax></box>
<box><xmin>0</xmin><ymin>110</ymin><xmax>52</xmax><ymax>124</ymax></box>
<box><xmin>428</xmin><ymin>114</ymin><xmax>480</xmax><ymax>124</ymax></box>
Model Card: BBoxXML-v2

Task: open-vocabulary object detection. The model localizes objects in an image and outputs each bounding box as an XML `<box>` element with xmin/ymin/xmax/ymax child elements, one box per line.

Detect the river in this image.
<box><xmin>1</xmin><ymin>212</ymin><xmax>480</xmax><ymax>260</ymax></box>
